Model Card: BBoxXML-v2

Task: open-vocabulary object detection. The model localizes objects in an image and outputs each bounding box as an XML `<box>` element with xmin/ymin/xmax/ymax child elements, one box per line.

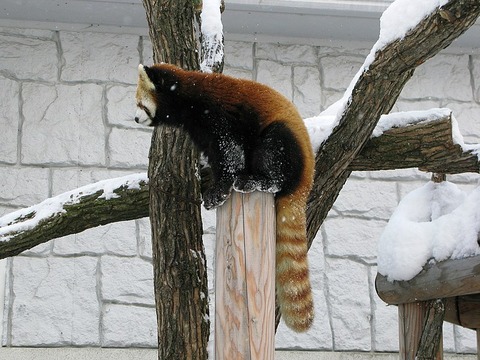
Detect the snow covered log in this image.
<box><xmin>0</xmin><ymin>174</ymin><xmax>148</xmax><ymax>259</ymax></box>
<box><xmin>306</xmin><ymin>0</ymin><xmax>480</xmax><ymax>247</ymax></box>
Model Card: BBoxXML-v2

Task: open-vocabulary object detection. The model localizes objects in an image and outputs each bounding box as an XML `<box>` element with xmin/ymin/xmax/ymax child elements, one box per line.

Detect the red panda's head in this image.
<box><xmin>135</xmin><ymin>64</ymin><xmax>183</xmax><ymax>126</ymax></box>
<box><xmin>135</xmin><ymin>64</ymin><xmax>157</xmax><ymax>126</ymax></box>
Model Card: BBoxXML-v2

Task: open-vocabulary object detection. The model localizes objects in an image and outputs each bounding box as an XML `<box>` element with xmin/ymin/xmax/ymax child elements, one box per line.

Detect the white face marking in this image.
<box><xmin>134</xmin><ymin>97</ymin><xmax>156</xmax><ymax>126</ymax></box>
<box><xmin>135</xmin><ymin>107</ymin><xmax>152</xmax><ymax>126</ymax></box>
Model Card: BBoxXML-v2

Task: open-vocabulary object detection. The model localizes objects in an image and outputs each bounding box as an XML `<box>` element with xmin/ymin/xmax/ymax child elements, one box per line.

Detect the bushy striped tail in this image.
<box><xmin>275</xmin><ymin>194</ymin><xmax>314</xmax><ymax>332</ymax></box>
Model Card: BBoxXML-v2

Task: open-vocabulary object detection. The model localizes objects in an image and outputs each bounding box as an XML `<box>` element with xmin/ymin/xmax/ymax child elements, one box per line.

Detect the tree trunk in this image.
<box><xmin>141</xmin><ymin>1</ymin><xmax>209</xmax><ymax>359</ymax></box>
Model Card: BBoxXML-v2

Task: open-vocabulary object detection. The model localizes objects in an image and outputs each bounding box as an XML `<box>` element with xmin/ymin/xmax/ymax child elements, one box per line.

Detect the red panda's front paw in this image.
<box><xmin>233</xmin><ymin>176</ymin><xmax>257</xmax><ymax>193</ymax></box>
<box><xmin>203</xmin><ymin>187</ymin><xmax>231</xmax><ymax>210</ymax></box>
<box><xmin>234</xmin><ymin>176</ymin><xmax>280</xmax><ymax>194</ymax></box>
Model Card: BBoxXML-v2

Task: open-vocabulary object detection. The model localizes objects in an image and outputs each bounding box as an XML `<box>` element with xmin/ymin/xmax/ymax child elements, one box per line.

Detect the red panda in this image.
<box><xmin>135</xmin><ymin>63</ymin><xmax>315</xmax><ymax>332</ymax></box>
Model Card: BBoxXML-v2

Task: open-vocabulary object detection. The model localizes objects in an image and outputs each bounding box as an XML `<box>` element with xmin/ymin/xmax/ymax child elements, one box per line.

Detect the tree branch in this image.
<box><xmin>0</xmin><ymin>174</ymin><xmax>148</xmax><ymax>259</ymax></box>
<box><xmin>305</xmin><ymin>0</ymin><xmax>480</xmax><ymax>247</ymax></box>
<box><xmin>416</xmin><ymin>299</ymin><xmax>445</xmax><ymax>359</ymax></box>
<box><xmin>349</xmin><ymin>111</ymin><xmax>480</xmax><ymax>173</ymax></box>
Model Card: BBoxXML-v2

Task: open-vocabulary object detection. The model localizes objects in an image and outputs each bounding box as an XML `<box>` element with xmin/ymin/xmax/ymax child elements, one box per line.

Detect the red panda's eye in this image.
<box><xmin>141</xmin><ymin>104</ymin><xmax>152</xmax><ymax>118</ymax></box>
<box><xmin>142</xmin><ymin>106</ymin><xmax>152</xmax><ymax>119</ymax></box>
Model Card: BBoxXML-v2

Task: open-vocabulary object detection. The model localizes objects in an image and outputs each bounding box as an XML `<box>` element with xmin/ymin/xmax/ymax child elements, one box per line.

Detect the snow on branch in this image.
<box><xmin>199</xmin><ymin>0</ymin><xmax>224</xmax><ymax>73</ymax></box>
<box><xmin>0</xmin><ymin>173</ymin><xmax>148</xmax><ymax>259</ymax></box>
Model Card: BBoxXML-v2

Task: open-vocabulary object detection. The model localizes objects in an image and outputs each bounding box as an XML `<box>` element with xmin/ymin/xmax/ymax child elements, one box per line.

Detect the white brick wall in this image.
<box><xmin>0</xmin><ymin>25</ymin><xmax>479</xmax><ymax>354</ymax></box>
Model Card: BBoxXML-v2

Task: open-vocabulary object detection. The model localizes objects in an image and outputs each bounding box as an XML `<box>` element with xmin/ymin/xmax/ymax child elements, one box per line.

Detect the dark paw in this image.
<box><xmin>233</xmin><ymin>176</ymin><xmax>258</xmax><ymax>193</ymax></box>
<box><xmin>203</xmin><ymin>187</ymin><xmax>231</xmax><ymax>210</ymax></box>
<box><xmin>234</xmin><ymin>176</ymin><xmax>280</xmax><ymax>193</ymax></box>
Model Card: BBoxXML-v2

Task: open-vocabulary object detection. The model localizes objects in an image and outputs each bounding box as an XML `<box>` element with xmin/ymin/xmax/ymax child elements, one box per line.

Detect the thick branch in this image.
<box><xmin>0</xmin><ymin>176</ymin><xmax>148</xmax><ymax>259</ymax></box>
<box><xmin>306</xmin><ymin>0</ymin><xmax>480</xmax><ymax>247</ymax></box>
<box><xmin>142</xmin><ymin>0</ymin><xmax>210</xmax><ymax>358</ymax></box>
<box><xmin>349</xmin><ymin>112</ymin><xmax>480</xmax><ymax>173</ymax></box>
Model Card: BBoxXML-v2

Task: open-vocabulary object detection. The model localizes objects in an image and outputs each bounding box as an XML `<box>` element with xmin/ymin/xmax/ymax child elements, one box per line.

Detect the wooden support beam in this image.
<box><xmin>399</xmin><ymin>302</ymin><xmax>427</xmax><ymax>359</ymax></box>
<box><xmin>215</xmin><ymin>191</ymin><xmax>275</xmax><ymax>360</ymax></box>
<box><xmin>376</xmin><ymin>255</ymin><xmax>480</xmax><ymax>305</ymax></box>
<box><xmin>445</xmin><ymin>295</ymin><xmax>480</xmax><ymax>329</ymax></box>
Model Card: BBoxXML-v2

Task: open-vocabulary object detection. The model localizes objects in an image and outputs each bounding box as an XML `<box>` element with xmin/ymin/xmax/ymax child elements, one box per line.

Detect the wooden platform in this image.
<box><xmin>376</xmin><ymin>254</ymin><xmax>480</xmax><ymax>359</ymax></box>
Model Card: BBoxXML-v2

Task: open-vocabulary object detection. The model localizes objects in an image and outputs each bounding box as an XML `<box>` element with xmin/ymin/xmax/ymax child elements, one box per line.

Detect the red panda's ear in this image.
<box><xmin>138</xmin><ymin>64</ymin><xmax>156</xmax><ymax>90</ymax></box>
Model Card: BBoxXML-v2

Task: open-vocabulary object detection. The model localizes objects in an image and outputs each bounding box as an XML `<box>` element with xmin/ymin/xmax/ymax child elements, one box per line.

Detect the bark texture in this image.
<box><xmin>141</xmin><ymin>1</ymin><xmax>209</xmax><ymax>359</ymax></box>
<box><xmin>349</xmin><ymin>113</ymin><xmax>480</xmax><ymax>173</ymax></box>
<box><xmin>416</xmin><ymin>299</ymin><xmax>446</xmax><ymax>359</ymax></box>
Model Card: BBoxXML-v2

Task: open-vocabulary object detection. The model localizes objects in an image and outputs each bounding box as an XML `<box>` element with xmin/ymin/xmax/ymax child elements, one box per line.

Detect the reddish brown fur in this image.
<box><xmin>138</xmin><ymin>64</ymin><xmax>315</xmax><ymax>332</ymax></box>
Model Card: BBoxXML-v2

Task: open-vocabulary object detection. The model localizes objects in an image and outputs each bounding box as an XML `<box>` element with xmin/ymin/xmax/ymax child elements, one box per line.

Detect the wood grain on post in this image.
<box><xmin>215</xmin><ymin>191</ymin><xmax>275</xmax><ymax>360</ymax></box>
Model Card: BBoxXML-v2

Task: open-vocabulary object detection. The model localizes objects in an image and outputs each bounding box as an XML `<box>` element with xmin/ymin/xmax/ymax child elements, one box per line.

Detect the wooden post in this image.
<box><xmin>215</xmin><ymin>191</ymin><xmax>276</xmax><ymax>360</ymax></box>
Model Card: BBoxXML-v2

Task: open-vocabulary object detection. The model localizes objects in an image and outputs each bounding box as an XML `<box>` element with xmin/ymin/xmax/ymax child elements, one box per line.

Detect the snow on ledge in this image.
<box><xmin>378</xmin><ymin>181</ymin><xmax>480</xmax><ymax>282</ymax></box>
<box><xmin>0</xmin><ymin>173</ymin><xmax>148</xmax><ymax>242</ymax></box>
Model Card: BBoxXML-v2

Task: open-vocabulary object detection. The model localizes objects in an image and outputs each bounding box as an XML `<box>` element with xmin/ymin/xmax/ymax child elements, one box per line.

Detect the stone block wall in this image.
<box><xmin>0</xmin><ymin>25</ymin><xmax>479</xmax><ymax>353</ymax></box>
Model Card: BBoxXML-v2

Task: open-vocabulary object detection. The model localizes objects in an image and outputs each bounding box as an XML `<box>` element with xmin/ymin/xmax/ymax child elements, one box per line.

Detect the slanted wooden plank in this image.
<box><xmin>376</xmin><ymin>255</ymin><xmax>480</xmax><ymax>305</ymax></box>
<box><xmin>215</xmin><ymin>191</ymin><xmax>276</xmax><ymax>360</ymax></box>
